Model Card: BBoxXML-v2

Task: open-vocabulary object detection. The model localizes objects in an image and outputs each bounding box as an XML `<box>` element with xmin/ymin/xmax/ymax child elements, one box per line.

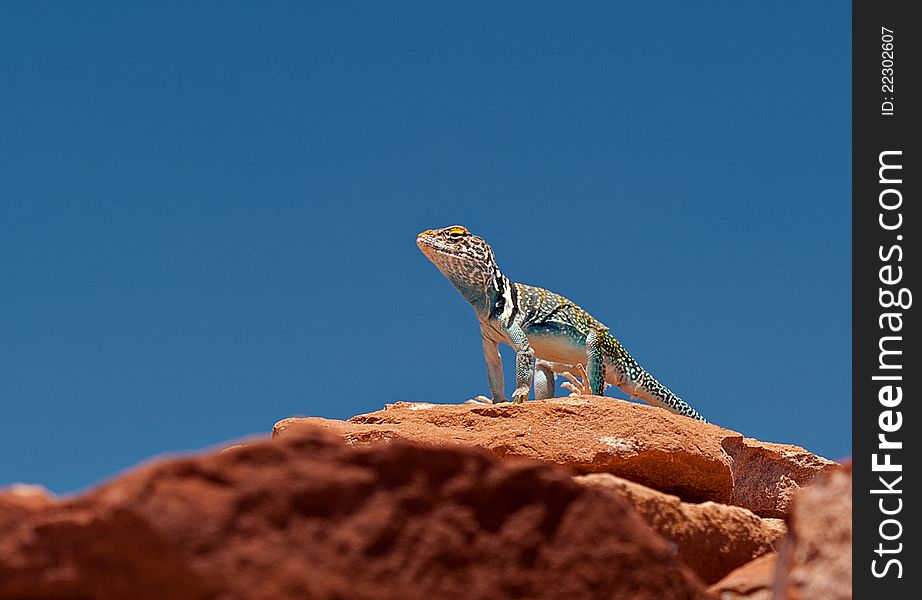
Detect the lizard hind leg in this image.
<box><xmin>583</xmin><ymin>329</ymin><xmax>607</xmax><ymax>395</ymax></box>
<box><xmin>534</xmin><ymin>360</ymin><xmax>557</xmax><ymax>400</ymax></box>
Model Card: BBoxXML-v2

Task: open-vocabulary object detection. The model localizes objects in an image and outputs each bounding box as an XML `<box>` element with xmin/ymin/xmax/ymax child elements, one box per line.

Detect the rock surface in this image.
<box><xmin>0</xmin><ymin>484</ymin><xmax>54</xmax><ymax>539</ymax></box>
<box><xmin>0</xmin><ymin>427</ymin><xmax>711</xmax><ymax>600</ymax></box>
<box><xmin>708</xmin><ymin>463</ymin><xmax>853</xmax><ymax>599</ymax></box>
<box><xmin>721</xmin><ymin>437</ymin><xmax>837</xmax><ymax>518</ymax></box>
<box><xmin>0</xmin><ymin>398</ymin><xmax>848</xmax><ymax>599</ymax></box>
<box><xmin>708</xmin><ymin>553</ymin><xmax>777</xmax><ymax>599</ymax></box>
<box><xmin>275</xmin><ymin>397</ymin><xmax>836</xmax><ymax>516</ymax></box>
<box><xmin>773</xmin><ymin>464</ymin><xmax>852</xmax><ymax>600</ymax></box>
<box><xmin>577</xmin><ymin>473</ymin><xmax>785</xmax><ymax>585</ymax></box>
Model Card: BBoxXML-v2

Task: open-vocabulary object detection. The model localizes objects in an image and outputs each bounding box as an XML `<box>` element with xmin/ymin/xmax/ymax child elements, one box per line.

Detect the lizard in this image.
<box><xmin>416</xmin><ymin>225</ymin><xmax>708</xmax><ymax>422</ymax></box>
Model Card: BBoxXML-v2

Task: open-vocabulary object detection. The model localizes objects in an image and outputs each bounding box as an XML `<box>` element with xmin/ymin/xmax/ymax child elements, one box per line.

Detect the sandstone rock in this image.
<box><xmin>275</xmin><ymin>397</ymin><xmax>836</xmax><ymax>516</ymax></box>
<box><xmin>773</xmin><ymin>464</ymin><xmax>851</xmax><ymax>600</ymax></box>
<box><xmin>577</xmin><ymin>473</ymin><xmax>785</xmax><ymax>585</ymax></box>
<box><xmin>0</xmin><ymin>484</ymin><xmax>54</xmax><ymax>539</ymax></box>
<box><xmin>0</xmin><ymin>484</ymin><xmax>53</xmax><ymax>511</ymax></box>
<box><xmin>721</xmin><ymin>437</ymin><xmax>837</xmax><ymax>518</ymax></box>
<box><xmin>0</xmin><ymin>427</ymin><xmax>711</xmax><ymax>600</ymax></box>
<box><xmin>709</xmin><ymin>553</ymin><xmax>777</xmax><ymax>599</ymax></box>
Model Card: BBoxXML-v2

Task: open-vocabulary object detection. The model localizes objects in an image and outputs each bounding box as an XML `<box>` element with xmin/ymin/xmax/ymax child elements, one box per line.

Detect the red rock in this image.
<box><xmin>577</xmin><ymin>473</ymin><xmax>785</xmax><ymax>585</ymax></box>
<box><xmin>0</xmin><ymin>427</ymin><xmax>711</xmax><ymax>600</ymax></box>
<box><xmin>773</xmin><ymin>464</ymin><xmax>852</xmax><ymax>600</ymax></box>
<box><xmin>0</xmin><ymin>484</ymin><xmax>53</xmax><ymax>512</ymax></box>
<box><xmin>708</xmin><ymin>553</ymin><xmax>777</xmax><ymax>599</ymax></box>
<box><xmin>721</xmin><ymin>437</ymin><xmax>837</xmax><ymax>518</ymax></box>
<box><xmin>0</xmin><ymin>484</ymin><xmax>54</xmax><ymax>539</ymax></box>
<box><xmin>275</xmin><ymin>397</ymin><xmax>836</xmax><ymax>516</ymax></box>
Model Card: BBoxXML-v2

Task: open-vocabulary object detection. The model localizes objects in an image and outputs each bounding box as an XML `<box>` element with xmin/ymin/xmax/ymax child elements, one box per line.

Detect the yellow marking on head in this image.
<box><xmin>447</xmin><ymin>226</ymin><xmax>468</xmax><ymax>235</ymax></box>
<box><xmin>418</xmin><ymin>229</ymin><xmax>435</xmax><ymax>237</ymax></box>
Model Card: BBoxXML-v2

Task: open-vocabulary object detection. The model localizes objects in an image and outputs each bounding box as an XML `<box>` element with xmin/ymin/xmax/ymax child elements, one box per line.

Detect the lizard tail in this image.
<box><xmin>635</xmin><ymin>369</ymin><xmax>707</xmax><ymax>422</ymax></box>
<box><xmin>607</xmin><ymin>351</ymin><xmax>708</xmax><ymax>423</ymax></box>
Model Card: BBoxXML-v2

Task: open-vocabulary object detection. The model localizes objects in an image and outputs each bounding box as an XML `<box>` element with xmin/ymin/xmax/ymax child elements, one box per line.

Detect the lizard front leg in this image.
<box><xmin>508</xmin><ymin>323</ymin><xmax>535</xmax><ymax>404</ymax></box>
<box><xmin>472</xmin><ymin>327</ymin><xmax>508</xmax><ymax>404</ymax></box>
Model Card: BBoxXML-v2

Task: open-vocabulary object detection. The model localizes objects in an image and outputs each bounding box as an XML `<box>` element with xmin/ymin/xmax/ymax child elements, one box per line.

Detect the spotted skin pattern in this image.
<box><xmin>417</xmin><ymin>225</ymin><xmax>707</xmax><ymax>422</ymax></box>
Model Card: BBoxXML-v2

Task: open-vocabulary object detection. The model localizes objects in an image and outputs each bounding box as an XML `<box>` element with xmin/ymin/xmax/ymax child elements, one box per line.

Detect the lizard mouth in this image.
<box><xmin>416</xmin><ymin>236</ymin><xmax>474</xmax><ymax>275</ymax></box>
<box><xmin>416</xmin><ymin>235</ymin><xmax>452</xmax><ymax>256</ymax></box>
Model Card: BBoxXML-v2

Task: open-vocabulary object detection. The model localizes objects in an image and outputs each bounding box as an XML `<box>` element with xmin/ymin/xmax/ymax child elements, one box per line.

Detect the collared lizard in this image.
<box><xmin>417</xmin><ymin>225</ymin><xmax>708</xmax><ymax>422</ymax></box>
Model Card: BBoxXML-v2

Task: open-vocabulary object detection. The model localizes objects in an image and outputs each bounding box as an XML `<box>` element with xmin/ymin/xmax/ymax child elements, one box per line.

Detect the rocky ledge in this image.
<box><xmin>0</xmin><ymin>396</ymin><xmax>849</xmax><ymax>599</ymax></box>
<box><xmin>275</xmin><ymin>396</ymin><xmax>836</xmax><ymax>517</ymax></box>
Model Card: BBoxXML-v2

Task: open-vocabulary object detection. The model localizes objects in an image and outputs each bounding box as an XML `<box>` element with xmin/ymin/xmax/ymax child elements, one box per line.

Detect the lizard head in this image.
<box><xmin>416</xmin><ymin>225</ymin><xmax>500</xmax><ymax>307</ymax></box>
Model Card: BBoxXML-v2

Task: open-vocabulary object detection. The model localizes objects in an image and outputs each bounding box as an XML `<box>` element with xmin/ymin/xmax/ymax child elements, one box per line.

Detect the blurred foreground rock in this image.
<box><xmin>0</xmin><ymin>427</ymin><xmax>710</xmax><ymax>600</ymax></box>
<box><xmin>773</xmin><ymin>464</ymin><xmax>852</xmax><ymax>599</ymax></box>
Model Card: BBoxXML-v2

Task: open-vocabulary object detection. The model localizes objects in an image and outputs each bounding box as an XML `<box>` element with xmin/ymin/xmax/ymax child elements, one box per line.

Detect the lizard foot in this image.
<box><xmin>465</xmin><ymin>396</ymin><xmax>514</xmax><ymax>405</ymax></box>
<box><xmin>465</xmin><ymin>395</ymin><xmax>494</xmax><ymax>405</ymax></box>
<box><xmin>560</xmin><ymin>364</ymin><xmax>593</xmax><ymax>396</ymax></box>
<box><xmin>512</xmin><ymin>386</ymin><xmax>529</xmax><ymax>404</ymax></box>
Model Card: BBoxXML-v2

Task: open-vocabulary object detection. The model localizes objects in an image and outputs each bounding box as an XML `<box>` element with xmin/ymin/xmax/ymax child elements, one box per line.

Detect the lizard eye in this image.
<box><xmin>447</xmin><ymin>226</ymin><xmax>468</xmax><ymax>236</ymax></box>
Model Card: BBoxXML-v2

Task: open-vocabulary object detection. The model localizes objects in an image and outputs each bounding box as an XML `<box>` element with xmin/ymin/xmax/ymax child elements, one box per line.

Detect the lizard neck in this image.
<box><xmin>453</xmin><ymin>278</ymin><xmax>493</xmax><ymax>315</ymax></box>
<box><xmin>442</xmin><ymin>260</ymin><xmax>508</xmax><ymax>320</ymax></box>
<box><xmin>420</xmin><ymin>238</ymin><xmax>509</xmax><ymax>320</ymax></box>
<box><xmin>453</xmin><ymin>270</ymin><xmax>502</xmax><ymax>318</ymax></box>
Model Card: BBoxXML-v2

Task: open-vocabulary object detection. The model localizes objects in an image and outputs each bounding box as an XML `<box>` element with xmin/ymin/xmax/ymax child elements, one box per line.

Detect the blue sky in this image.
<box><xmin>1</xmin><ymin>2</ymin><xmax>850</xmax><ymax>493</ymax></box>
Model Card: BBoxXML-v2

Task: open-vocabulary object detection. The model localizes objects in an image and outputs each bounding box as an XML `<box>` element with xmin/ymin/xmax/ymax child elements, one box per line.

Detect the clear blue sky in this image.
<box><xmin>1</xmin><ymin>2</ymin><xmax>850</xmax><ymax>494</ymax></box>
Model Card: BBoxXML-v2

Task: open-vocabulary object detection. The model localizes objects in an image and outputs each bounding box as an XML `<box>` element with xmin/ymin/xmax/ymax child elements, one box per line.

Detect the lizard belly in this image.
<box><xmin>528</xmin><ymin>332</ymin><xmax>587</xmax><ymax>366</ymax></box>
